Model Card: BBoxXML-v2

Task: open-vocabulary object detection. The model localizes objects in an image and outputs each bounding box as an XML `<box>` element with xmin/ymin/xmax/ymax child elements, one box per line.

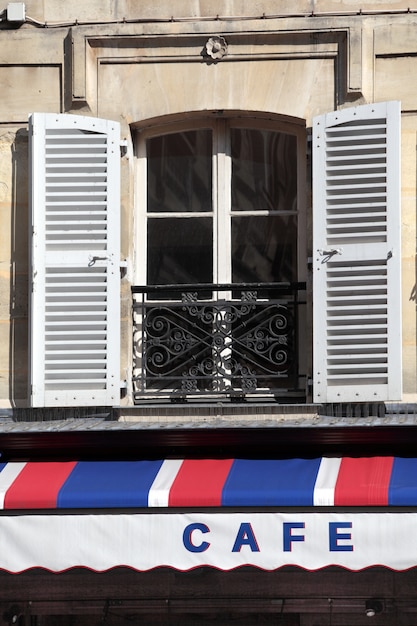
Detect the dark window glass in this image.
<box><xmin>231</xmin><ymin>128</ymin><xmax>297</xmax><ymax>212</ymax></box>
<box><xmin>147</xmin><ymin>217</ymin><xmax>213</xmax><ymax>286</ymax></box>
<box><xmin>147</xmin><ymin>130</ymin><xmax>212</xmax><ymax>213</ymax></box>
<box><xmin>231</xmin><ymin>215</ymin><xmax>297</xmax><ymax>284</ymax></box>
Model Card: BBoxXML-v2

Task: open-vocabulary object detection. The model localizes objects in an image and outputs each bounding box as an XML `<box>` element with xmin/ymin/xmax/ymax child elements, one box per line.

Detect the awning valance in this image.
<box><xmin>1</xmin><ymin>456</ymin><xmax>417</xmax><ymax>509</ymax></box>
<box><xmin>0</xmin><ymin>511</ymin><xmax>417</xmax><ymax>572</ymax></box>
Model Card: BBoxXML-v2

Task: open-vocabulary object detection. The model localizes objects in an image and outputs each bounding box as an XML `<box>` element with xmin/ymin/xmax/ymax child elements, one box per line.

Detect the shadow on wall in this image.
<box><xmin>10</xmin><ymin>128</ymin><xmax>29</xmax><ymax>407</ymax></box>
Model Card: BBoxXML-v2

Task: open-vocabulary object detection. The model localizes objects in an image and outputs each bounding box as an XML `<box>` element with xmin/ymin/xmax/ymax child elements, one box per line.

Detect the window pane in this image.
<box><xmin>147</xmin><ymin>217</ymin><xmax>213</xmax><ymax>285</ymax></box>
<box><xmin>231</xmin><ymin>129</ymin><xmax>297</xmax><ymax>212</ymax></box>
<box><xmin>147</xmin><ymin>130</ymin><xmax>212</xmax><ymax>213</ymax></box>
<box><xmin>232</xmin><ymin>215</ymin><xmax>297</xmax><ymax>283</ymax></box>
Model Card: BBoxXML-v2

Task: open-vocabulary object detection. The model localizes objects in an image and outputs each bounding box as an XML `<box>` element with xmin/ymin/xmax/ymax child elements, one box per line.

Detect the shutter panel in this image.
<box><xmin>29</xmin><ymin>113</ymin><xmax>121</xmax><ymax>407</ymax></box>
<box><xmin>313</xmin><ymin>101</ymin><xmax>401</xmax><ymax>403</ymax></box>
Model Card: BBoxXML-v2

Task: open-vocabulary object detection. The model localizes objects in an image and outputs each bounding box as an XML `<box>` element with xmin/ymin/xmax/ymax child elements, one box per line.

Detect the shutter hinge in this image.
<box><xmin>120</xmin><ymin>139</ymin><xmax>128</xmax><ymax>157</ymax></box>
<box><xmin>120</xmin><ymin>259</ymin><xmax>127</xmax><ymax>278</ymax></box>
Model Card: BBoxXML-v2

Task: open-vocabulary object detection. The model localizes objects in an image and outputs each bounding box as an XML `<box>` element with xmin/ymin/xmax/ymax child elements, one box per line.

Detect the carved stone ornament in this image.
<box><xmin>205</xmin><ymin>35</ymin><xmax>228</xmax><ymax>59</ymax></box>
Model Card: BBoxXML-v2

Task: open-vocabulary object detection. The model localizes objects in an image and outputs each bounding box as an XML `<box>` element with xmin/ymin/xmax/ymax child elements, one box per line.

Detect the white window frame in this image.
<box><xmin>134</xmin><ymin>115</ymin><xmax>307</xmax><ymax>290</ymax></box>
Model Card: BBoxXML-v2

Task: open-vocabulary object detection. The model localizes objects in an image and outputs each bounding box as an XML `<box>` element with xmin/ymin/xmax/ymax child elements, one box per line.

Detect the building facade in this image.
<box><xmin>1</xmin><ymin>0</ymin><xmax>417</xmax><ymax>624</ymax></box>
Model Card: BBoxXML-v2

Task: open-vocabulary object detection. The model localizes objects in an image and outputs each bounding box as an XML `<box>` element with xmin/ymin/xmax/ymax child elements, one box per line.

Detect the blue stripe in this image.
<box><xmin>221</xmin><ymin>459</ymin><xmax>322</xmax><ymax>506</ymax></box>
<box><xmin>388</xmin><ymin>458</ymin><xmax>417</xmax><ymax>505</ymax></box>
<box><xmin>0</xmin><ymin>463</ymin><xmax>8</xmax><ymax>473</ymax></box>
<box><xmin>57</xmin><ymin>461</ymin><xmax>164</xmax><ymax>508</ymax></box>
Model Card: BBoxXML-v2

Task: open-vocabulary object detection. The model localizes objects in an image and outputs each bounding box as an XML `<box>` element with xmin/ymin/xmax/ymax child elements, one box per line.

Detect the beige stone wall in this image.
<box><xmin>96</xmin><ymin>58</ymin><xmax>335</xmax><ymax>124</ymax></box>
<box><xmin>400</xmin><ymin>116</ymin><xmax>417</xmax><ymax>397</ymax></box>
<box><xmin>20</xmin><ymin>0</ymin><xmax>417</xmax><ymax>22</ymax></box>
<box><xmin>1</xmin><ymin>1</ymin><xmax>417</xmax><ymax>406</ymax></box>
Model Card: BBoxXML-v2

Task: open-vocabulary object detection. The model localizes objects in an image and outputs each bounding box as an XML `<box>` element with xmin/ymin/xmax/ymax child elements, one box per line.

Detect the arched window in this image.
<box><xmin>136</xmin><ymin>117</ymin><xmax>305</xmax><ymax>289</ymax></box>
<box><xmin>133</xmin><ymin>116</ymin><xmax>307</xmax><ymax>400</ymax></box>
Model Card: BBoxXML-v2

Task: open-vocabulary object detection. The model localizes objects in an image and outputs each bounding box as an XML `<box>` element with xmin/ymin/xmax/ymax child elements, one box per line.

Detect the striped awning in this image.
<box><xmin>1</xmin><ymin>457</ymin><xmax>417</xmax><ymax>572</ymax></box>
<box><xmin>1</xmin><ymin>456</ymin><xmax>417</xmax><ymax>509</ymax></box>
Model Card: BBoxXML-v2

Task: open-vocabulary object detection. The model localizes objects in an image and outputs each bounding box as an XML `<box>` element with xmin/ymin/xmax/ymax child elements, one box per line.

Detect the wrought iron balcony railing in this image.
<box><xmin>132</xmin><ymin>283</ymin><xmax>306</xmax><ymax>402</ymax></box>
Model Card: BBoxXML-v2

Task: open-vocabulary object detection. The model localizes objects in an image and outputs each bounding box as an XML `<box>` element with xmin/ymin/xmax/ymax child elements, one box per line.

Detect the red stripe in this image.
<box><xmin>4</xmin><ymin>462</ymin><xmax>77</xmax><ymax>509</ymax></box>
<box><xmin>334</xmin><ymin>457</ymin><xmax>394</xmax><ymax>505</ymax></box>
<box><xmin>168</xmin><ymin>459</ymin><xmax>234</xmax><ymax>506</ymax></box>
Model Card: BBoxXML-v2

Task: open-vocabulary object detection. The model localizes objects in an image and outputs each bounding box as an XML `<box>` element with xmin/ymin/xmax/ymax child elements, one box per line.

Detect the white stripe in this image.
<box><xmin>148</xmin><ymin>460</ymin><xmax>184</xmax><ymax>507</ymax></box>
<box><xmin>0</xmin><ymin>463</ymin><xmax>27</xmax><ymax>509</ymax></box>
<box><xmin>313</xmin><ymin>458</ymin><xmax>342</xmax><ymax>506</ymax></box>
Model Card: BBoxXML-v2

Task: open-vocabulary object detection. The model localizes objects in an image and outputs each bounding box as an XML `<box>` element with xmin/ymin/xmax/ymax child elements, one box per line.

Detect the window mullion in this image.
<box><xmin>135</xmin><ymin>138</ymin><xmax>148</xmax><ymax>285</ymax></box>
<box><xmin>215</xmin><ymin>119</ymin><xmax>232</xmax><ymax>286</ymax></box>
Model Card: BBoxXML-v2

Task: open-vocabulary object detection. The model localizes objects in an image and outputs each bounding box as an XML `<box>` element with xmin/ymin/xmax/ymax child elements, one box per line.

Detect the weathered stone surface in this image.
<box><xmin>97</xmin><ymin>58</ymin><xmax>335</xmax><ymax>124</ymax></box>
<box><xmin>23</xmin><ymin>0</ymin><xmax>417</xmax><ymax>22</ymax></box>
<box><xmin>0</xmin><ymin>0</ymin><xmax>416</xmax><ymax>407</ymax></box>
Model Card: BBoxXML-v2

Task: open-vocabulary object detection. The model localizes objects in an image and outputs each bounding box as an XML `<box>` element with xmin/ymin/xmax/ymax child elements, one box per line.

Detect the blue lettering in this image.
<box><xmin>232</xmin><ymin>523</ymin><xmax>260</xmax><ymax>552</ymax></box>
<box><xmin>183</xmin><ymin>523</ymin><xmax>210</xmax><ymax>553</ymax></box>
<box><xmin>329</xmin><ymin>522</ymin><xmax>353</xmax><ymax>552</ymax></box>
<box><xmin>283</xmin><ymin>522</ymin><xmax>305</xmax><ymax>552</ymax></box>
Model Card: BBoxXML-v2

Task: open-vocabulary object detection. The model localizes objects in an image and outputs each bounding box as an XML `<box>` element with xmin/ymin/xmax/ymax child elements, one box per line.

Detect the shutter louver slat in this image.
<box><xmin>313</xmin><ymin>101</ymin><xmax>402</xmax><ymax>403</ymax></box>
<box><xmin>30</xmin><ymin>113</ymin><xmax>121</xmax><ymax>407</ymax></box>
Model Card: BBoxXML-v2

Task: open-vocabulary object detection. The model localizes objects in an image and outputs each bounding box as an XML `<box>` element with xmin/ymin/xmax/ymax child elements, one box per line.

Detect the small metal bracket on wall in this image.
<box><xmin>120</xmin><ymin>139</ymin><xmax>128</xmax><ymax>157</ymax></box>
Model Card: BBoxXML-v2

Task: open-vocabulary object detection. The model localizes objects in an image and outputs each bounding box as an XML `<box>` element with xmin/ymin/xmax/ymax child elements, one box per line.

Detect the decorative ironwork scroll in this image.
<box><xmin>133</xmin><ymin>284</ymin><xmax>304</xmax><ymax>400</ymax></box>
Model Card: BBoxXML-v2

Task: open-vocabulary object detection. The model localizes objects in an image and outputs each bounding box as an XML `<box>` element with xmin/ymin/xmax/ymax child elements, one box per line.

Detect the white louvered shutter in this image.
<box><xmin>29</xmin><ymin>113</ymin><xmax>121</xmax><ymax>407</ymax></box>
<box><xmin>313</xmin><ymin>101</ymin><xmax>402</xmax><ymax>403</ymax></box>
